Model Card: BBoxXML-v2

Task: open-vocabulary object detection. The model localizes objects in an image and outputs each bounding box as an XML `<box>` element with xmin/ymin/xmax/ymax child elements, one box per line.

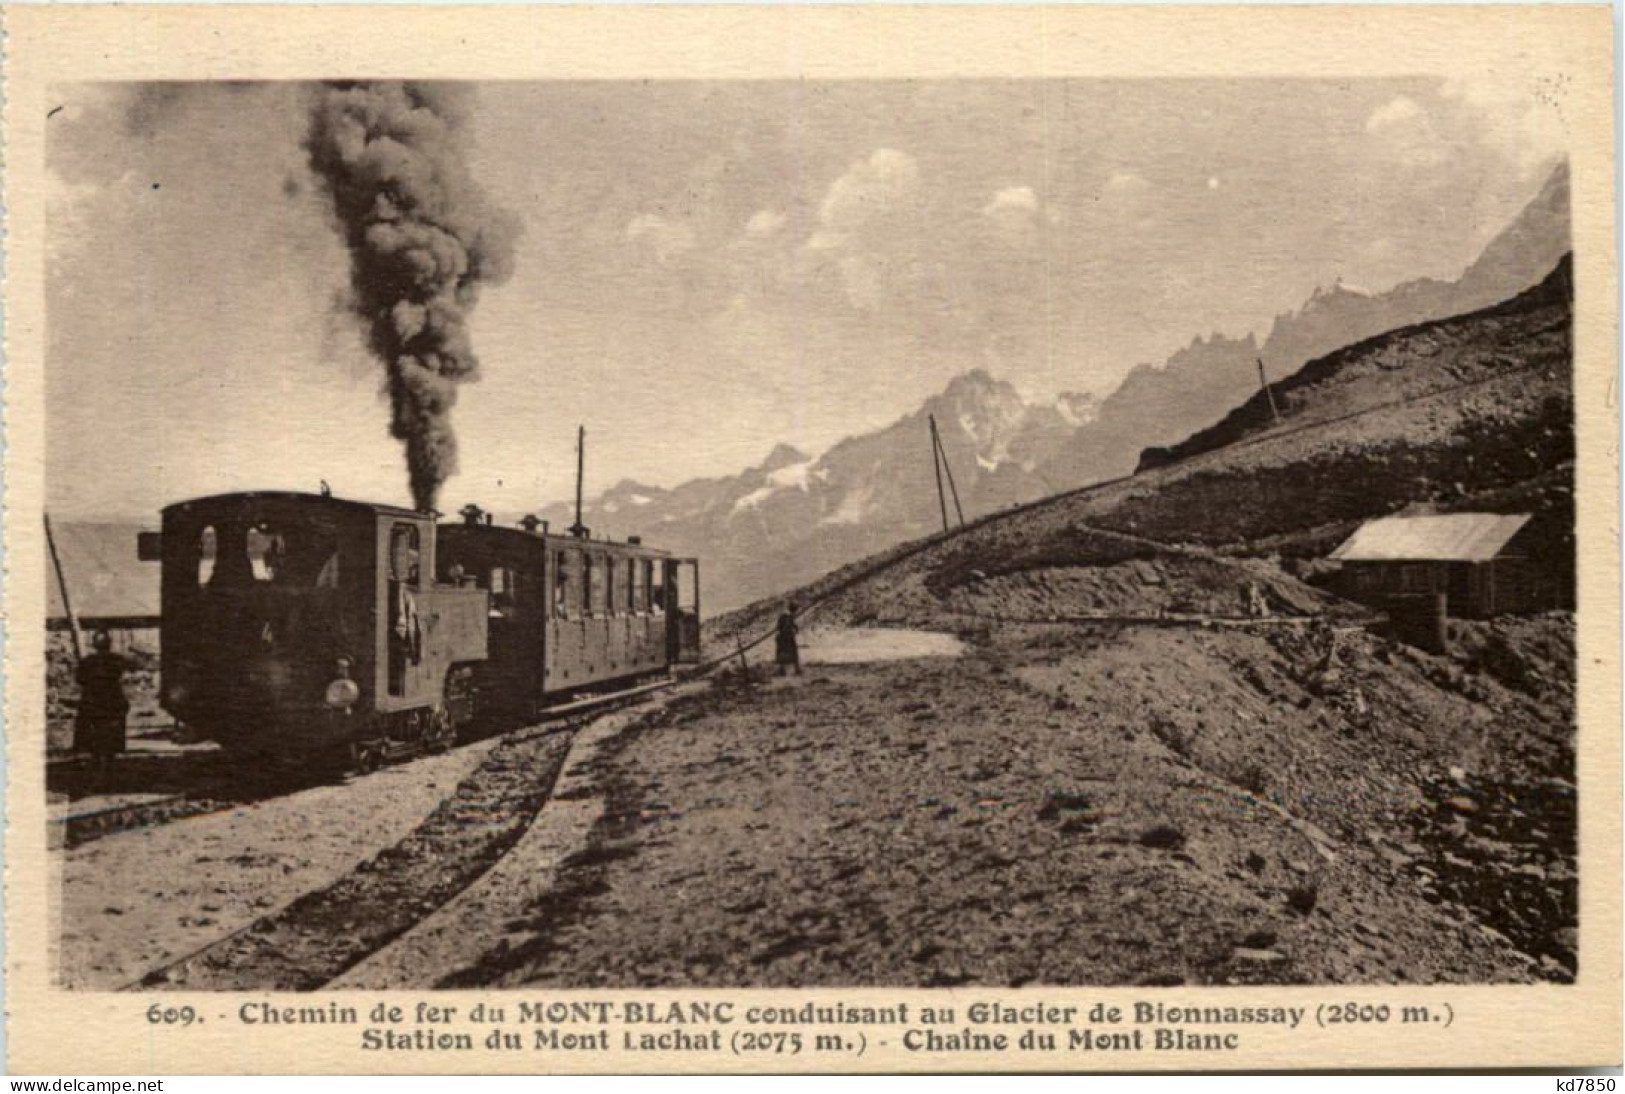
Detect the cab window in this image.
<box><xmin>389</xmin><ymin>523</ymin><xmax>421</xmax><ymax>585</ymax></box>
<box><xmin>195</xmin><ymin>517</ymin><xmax>338</xmax><ymax>591</ymax></box>
<box><xmin>490</xmin><ymin>565</ymin><xmax>521</xmax><ymax>612</ymax></box>
<box><xmin>196</xmin><ymin>525</ymin><xmax>217</xmax><ymax>585</ymax></box>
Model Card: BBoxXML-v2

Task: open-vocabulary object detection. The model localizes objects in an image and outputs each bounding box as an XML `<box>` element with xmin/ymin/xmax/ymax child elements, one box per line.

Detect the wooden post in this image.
<box><xmin>735</xmin><ymin>635</ymin><xmax>749</xmax><ymax>672</ymax></box>
<box><xmin>934</xmin><ymin>423</ymin><xmax>966</xmax><ymax>527</ymax></box>
<box><xmin>928</xmin><ymin>414</ymin><xmax>950</xmax><ymax>534</ymax></box>
<box><xmin>1257</xmin><ymin>358</ymin><xmax>1281</xmax><ymax>422</ymax></box>
<box><xmin>44</xmin><ymin>513</ymin><xmax>83</xmax><ymax>660</ymax></box>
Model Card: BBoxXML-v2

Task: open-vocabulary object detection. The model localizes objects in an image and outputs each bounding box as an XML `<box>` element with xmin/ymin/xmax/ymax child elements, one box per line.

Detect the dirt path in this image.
<box><xmin>56</xmin><ymin>738</ymin><xmax>499</xmax><ymax>990</ymax></box>
<box><xmin>800</xmin><ymin>626</ymin><xmax>966</xmax><ymax>665</ymax></box>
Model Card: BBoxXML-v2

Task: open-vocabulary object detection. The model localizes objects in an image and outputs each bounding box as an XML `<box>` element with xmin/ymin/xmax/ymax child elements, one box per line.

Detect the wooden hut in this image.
<box><xmin>1328</xmin><ymin>512</ymin><xmax>1551</xmax><ymax>619</ymax></box>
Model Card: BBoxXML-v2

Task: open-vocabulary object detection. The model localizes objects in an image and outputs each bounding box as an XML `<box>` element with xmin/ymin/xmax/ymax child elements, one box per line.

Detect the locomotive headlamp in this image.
<box><xmin>324</xmin><ymin>657</ymin><xmax>359</xmax><ymax>710</ymax></box>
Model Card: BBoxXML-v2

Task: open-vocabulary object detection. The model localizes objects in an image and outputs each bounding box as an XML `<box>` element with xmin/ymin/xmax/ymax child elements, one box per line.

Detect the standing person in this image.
<box><xmin>775</xmin><ymin>603</ymin><xmax>802</xmax><ymax>677</ymax></box>
<box><xmin>75</xmin><ymin>630</ymin><xmax>129</xmax><ymax>777</ymax></box>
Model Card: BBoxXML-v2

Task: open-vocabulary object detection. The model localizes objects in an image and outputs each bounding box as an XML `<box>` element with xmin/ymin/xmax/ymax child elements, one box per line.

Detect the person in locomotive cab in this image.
<box><xmin>393</xmin><ymin>582</ymin><xmax>422</xmax><ymax>663</ymax></box>
<box><xmin>775</xmin><ymin>603</ymin><xmax>802</xmax><ymax>677</ymax></box>
<box><xmin>75</xmin><ymin>630</ymin><xmax>130</xmax><ymax>775</ymax></box>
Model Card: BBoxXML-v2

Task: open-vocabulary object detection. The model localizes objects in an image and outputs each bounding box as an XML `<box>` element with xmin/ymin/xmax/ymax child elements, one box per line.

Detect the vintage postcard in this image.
<box><xmin>3</xmin><ymin>4</ymin><xmax>1618</xmax><ymax>1074</ymax></box>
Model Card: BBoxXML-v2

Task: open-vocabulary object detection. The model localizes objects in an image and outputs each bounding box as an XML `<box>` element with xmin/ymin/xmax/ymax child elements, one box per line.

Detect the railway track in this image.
<box><xmin>126</xmin><ymin>681</ymin><xmax>680</xmax><ymax>991</ymax></box>
<box><xmin>54</xmin><ymin>792</ymin><xmax>195</xmax><ymax>847</ymax></box>
<box><xmin>55</xmin><ymin>677</ymin><xmax>683</xmax><ymax>851</ymax></box>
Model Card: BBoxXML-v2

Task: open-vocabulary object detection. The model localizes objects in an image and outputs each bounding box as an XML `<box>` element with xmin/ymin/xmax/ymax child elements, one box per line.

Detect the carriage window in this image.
<box><xmin>389</xmin><ymin>523</ymin><xmax>421</xmax><ymax>585</ymax></box>
<box><xmin>588</xmin><ymin>554</ymin><xmax>606</xmax><ymax>614</ymax></box>
<box><xmin>649</xmin><ymin>561</ymin><xmax>666</xmax><ymax>613</ymax></box>
<box><xmin>605</xmin><ymin>557</ymin><xmax>617</xmax><ymax>616</ymax></box>
<box><xmin>632</xmin><ymin>558</ymin><xmax>647</xmax><ymax>612</ymax></box>
<box><xmin>554</xmin><ymin>551</ymin><xmax>571</xmax><ymax>618</ymax></box>
<box><xmin>625</xmin><ymin>559</ymin><xmax>637</xmax><ymax>613</ymax></box>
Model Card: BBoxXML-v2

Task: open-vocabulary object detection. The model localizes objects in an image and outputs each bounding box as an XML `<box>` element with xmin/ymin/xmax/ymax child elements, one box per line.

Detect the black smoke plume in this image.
<box><xmin>306</xmin><ymin>82</ymin><xmax>517</xmax><ymax>511</ymax></box>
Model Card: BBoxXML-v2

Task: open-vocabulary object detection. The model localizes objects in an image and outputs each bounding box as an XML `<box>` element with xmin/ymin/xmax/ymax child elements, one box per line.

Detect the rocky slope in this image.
<box><xmin>447</xmin><ymin>607</ymin><xmax>1573</xmax><ymax>987</ymax></box>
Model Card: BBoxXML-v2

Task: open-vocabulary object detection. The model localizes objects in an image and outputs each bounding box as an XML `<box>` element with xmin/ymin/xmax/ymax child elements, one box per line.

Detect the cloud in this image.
<box><xmin>983</xmin><ymin>185</ymin><xmax>1038</xmax><ymax>217</ymax></box>
<box><xmin>626</xmin><ymin>213</ymin><xmax>697</xmax><ymax>264</ymax></box>
<box><xmin>804</xmin><ymin>148</ymin><xmax>925</xmax><ymax>310</ymax></box>
<box><xmin>1096</xmin><ymin>169</ymin><xmax>1155</xmax><ymax>229</ymax></box>
<box><xmin>745</xmin><ymin>209</ymin><xmax>786</xmax><ymax>238</ymax></box>
<box><xmin>818</xmin><ymin>148</ymin><xmax>921</xmax><ymax>236</ymax></box>
<box><xmin>1364</xmin><ymin>94</ymin><xmax>1450</xmax><ymax>168</ymax></box>
<box><xmin>1441</xmin><ymin>76</ymin><xmax>1566</xmax><ymax>180</ymax></box>
<box><xmin>1104</xmin><ymin>169</ymin><xmax>1149</xmax><ymax>196</ymax></box>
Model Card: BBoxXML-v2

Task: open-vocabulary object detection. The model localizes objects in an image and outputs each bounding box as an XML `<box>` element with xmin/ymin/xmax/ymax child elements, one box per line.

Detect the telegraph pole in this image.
<box><xmin>928</xmin><ymin>414</ymin><xmax>951</xmax><ymax>534</ymax></box>
<box><xmin>568</xmin><ymin>425</ymin><xmax>589</xmax><ymax>538</ymax></box>
<box><xmin>934</xmin><ymin>419</ymin><xmax>966</xmax><ymax>528</ymax></box>
<box><xmin>1257</xmin><ymin>358</ymin><xmax>1281</xmax><ymax>422</ymax></box>
<box><xmin>44</xmin><ymin>513</ymin><xmax>83</xmax><ymax>660</ymax></box>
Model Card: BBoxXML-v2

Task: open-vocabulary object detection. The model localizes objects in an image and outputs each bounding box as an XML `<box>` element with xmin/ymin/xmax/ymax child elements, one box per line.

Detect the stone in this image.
<box><xmin>1232</xmin><ymin>947</ymin><xmax>1287</xmax><ymax>963</ymax></box>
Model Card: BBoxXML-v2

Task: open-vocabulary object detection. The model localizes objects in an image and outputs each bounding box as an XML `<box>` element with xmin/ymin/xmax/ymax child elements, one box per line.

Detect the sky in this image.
<box><xmin>45</xmin><ymin>78</ymin><xmax>1565</xmax><ymax>520</ymax></box>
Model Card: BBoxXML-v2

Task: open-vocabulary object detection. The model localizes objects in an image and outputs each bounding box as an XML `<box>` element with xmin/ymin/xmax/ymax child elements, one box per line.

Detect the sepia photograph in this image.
<box><xmin>5</xmin><ymin>3</ymin><xmax>1618</xmax><ymax>1074</ymax></box>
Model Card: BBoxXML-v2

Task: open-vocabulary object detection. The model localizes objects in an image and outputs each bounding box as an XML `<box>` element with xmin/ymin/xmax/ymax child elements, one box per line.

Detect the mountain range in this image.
<box><xmin>526</xmin><ymin>162</ymin><xmax>1572</xmax><ymax>613</ymax></box>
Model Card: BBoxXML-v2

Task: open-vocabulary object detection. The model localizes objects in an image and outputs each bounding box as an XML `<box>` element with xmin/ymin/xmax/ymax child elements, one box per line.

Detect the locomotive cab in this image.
<box><xmin>144</xmin><ymin>493</ymin><xmax>486</xmax><ymax>759</ymax></box>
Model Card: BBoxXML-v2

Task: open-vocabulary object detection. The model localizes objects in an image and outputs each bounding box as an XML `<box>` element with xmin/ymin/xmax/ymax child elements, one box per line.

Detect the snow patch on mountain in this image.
<box><xmin>821</xmin><ymin>484</ymin><xmax>875</xmax><ymax>525</ymax></box>
<box><xmin>731</xmin><ymin>458</ymin><xmax>817</xmax><ymax>515</ymax></box>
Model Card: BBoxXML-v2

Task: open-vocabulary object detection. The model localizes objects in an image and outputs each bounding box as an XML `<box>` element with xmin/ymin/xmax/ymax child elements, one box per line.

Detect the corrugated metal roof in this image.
<box><xmin>1329</xmin><ymin>513</ymin><xmax>1532</xmax><ymax>563</ymax></box>
<box><xmin>46</xmin><ymin>522</ymin><xmax>160</xmax><ymax>621</ymax></box>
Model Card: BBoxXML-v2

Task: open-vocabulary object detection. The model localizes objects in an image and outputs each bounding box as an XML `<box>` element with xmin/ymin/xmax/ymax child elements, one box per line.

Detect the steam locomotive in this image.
<box><xmin>137</xmin><ymin>491</ymin><xmax>701</xmax><ymax>767</ymax></box>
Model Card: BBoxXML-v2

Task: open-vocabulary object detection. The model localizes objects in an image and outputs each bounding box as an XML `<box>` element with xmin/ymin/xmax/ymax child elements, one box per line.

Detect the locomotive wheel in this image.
<box><xmin>351</xmin><ymin>742</ymin><xmax>382</xmax><ymax>774</ymax></box>
<box><xmin>424</xmin><ymin>705</ymin><xmax>455</xmax><ymax>753</ymax></box>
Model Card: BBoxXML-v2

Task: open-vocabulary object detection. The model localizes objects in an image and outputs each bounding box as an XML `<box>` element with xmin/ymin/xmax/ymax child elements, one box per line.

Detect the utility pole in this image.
<box><xmin>568</xmin><ymin>425</ymin><xmax>589</xmax><ymax>538</ymax></box>
<box><xmin>928</xmin><ymin>414</ymin><xmax>951</xmax><ymax>534</ymax></box>
<box><xmin>44</xmin><ymin>513</ymin><xmax>83</xmax><ymax>660</ymax></box>
<box><xmin>933</xmin><ymin>418</ymin><xmax>966</xmax><ymax>528</ymax></box>
<box><xmin>1257</xmin><ymin>358</ymin><xmax>1281</xmax><ymax>422</ymax></box>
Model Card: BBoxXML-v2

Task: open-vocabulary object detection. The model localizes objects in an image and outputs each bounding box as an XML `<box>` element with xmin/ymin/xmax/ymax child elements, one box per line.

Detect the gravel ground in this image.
<box><xmin>59</xmin><ymin>616</ymin><xmax>1571</xmax><ymax>991</ymax></box>
<box><xmin>423</xmin><ymin>623</ymin><xmax>1558</xmax><ymax>989</ymax></box>
<box><xmin>56</xmin><ymin>738</ymin><xmax>499</xmax><ymax>989</ymax></box>
<box><xmin>330</xmin><ymin>702</ymin><xmax>670</xmax><ymax>990</ymax></box>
